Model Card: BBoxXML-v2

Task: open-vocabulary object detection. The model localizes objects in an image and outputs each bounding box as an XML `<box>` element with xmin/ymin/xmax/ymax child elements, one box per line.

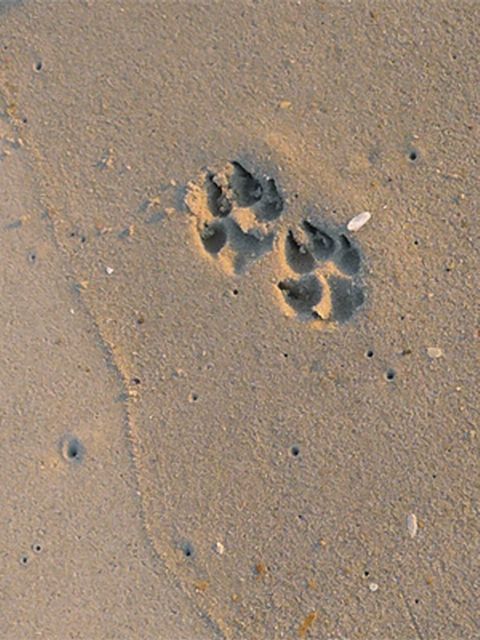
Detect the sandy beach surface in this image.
<box><xmin>0</xmin><ymin>1</ymin><xmax>478</xmax><ymax>638</ymax></box>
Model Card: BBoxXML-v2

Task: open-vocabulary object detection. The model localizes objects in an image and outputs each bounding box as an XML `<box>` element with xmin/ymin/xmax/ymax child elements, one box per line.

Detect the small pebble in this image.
<box><xmin>427</xmin><ymin>347</ymin><xmax>443</xmax><ymax>359</ymax></box>
<box><xmin>369</xmin><ymin>582</ymin><xmax>379</xmax><ymax>592</ymax></box>
<box><xmin>347</xmin><ymin>211</ymin><xmax>371</xmax><ymax>232</ymax></box>
<box><xmin>407</xmin><ymin>513</ymin><xmax>418</xmax><ymax>538</ymax></box>
<box><xmin>105</xmin><ymin>266</ymin><xmax>114</xmax><ymax>275</ymax></box>
<box><xmin>215</xmin><ymin>541</ymin><xmax>225</xmax><ymax>555</ymax></box>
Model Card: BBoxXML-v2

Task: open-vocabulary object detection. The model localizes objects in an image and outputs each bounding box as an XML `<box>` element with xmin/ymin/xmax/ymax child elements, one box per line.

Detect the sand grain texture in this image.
<box><xmin>0</xmin><ymin>1</ymin><xmax>478</xmax><ymax>639</ymax></box>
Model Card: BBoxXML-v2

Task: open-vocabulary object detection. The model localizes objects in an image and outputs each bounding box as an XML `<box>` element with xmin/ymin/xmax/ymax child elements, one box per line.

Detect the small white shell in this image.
<box><xmin>407</xmin><ymin>513</ymin><xmax>418</xmax><ymax>538</ymax></box>
<box><xmin>427</xmin><ymin>347</ymin><xmax>443</xmax><ymax>359</ymax></box>
<box><xmin>347</xmin><ymin>211</ymin><xmax>371</xmax><ymax>232</ymax></box>
<box><xmin>215</xmin><ymin>541</ymin><xmax>225</xmax><ymax>555</ymax></box>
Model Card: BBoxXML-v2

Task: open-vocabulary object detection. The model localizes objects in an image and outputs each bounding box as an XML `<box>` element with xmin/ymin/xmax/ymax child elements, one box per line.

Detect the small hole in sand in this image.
<box><xmin>291</xmin><ymin>446</ymin><xmax>300</xmax><ymax>457</ymax></box>
<box><xmin>60</xmin><ymin>436</ymin><xmax>85</xmax><ymax>463</ymax></box>
<box><xmin>182</xmin><ymin>542</ymin><xmax>194</xmax><ymax>558</ymax></box>
<box><xmin>385</xmin><ymin>369</ymin><xmax>396</xmax><ymax>381</ymax></box>
<box><xmin>20</xmin><ymin>555</ymin><xmax>29</xmax><ymax>566</ymax></box>
<box><xmin>32</xmin><ymin>543</ymin><xmax>42</xmax><ymax>554</ymax></box>
<box><xmin>67</xmin><ymin>442</ymin><xmax>79</xmax><ymax>459</ymax></box>
<box><xmin>409</xmin><ymin>150</ymin><xmax>418</xmax><ymax>162</ymax></box>
<box><xmin>35</xmin><ymin>61</ymin><xmax>43</xmax><ymax>71</ymax></box>
<box><xmin>366</xmin><ymin>350</ymin><xmax>374</xmax><ymax>358</ymax></box>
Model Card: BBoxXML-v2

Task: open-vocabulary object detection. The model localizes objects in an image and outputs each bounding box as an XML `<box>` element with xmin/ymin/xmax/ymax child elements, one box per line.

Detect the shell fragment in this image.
<box><xmin>407</xmin><ymin>513</ymin><xmax>418</xmax><ymax>538</ymax></box>
<box><xmin>347</xmin><ymin>211</ymin><xmax>371</xmax><ymax>232</ymax></box>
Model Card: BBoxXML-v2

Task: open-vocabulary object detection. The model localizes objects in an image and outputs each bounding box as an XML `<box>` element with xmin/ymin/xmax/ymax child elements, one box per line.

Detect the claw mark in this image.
<box><xmin>255</xmin><ymin>177</ymin><xmax>283</xmax><ymax>221</ymax></box>
<box><xmin>303</xmin><ymin>220</ymin><xmax>336</xmax><ymax>261</ymax></box>
<box><xmin>230</xmin><ymin>161</ymin><xmax>263</xmax><ymax>207</ymax></box>
<box><xmin>206</xmin><ymin>173</ymin><xmax>232</xmax><ymax>218</ymax></box>
<box><xmin>285</xmin><ymin>230</ymin><xmax>315</xmax><ymax>273</ymax></box>
<box><xmin>336</xmin><ymin>234</ymin><xmax>361</xmax><ymax>275</ymax></box>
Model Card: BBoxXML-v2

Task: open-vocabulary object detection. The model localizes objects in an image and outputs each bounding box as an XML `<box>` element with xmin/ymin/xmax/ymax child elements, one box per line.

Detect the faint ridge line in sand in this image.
<box><xmin>36</xmin><ymin>204</ymin><xmax>226</xmax><ymax>640</ymax></box>
<box><xmin>45</xmin><ymin>208</ymin><xmax>227</xmax><ymax>640</ymax></box>
<box><xmin>396</xmin><ymin>576</ymin><xmax>426</xmax><ymax>640</ymax></box>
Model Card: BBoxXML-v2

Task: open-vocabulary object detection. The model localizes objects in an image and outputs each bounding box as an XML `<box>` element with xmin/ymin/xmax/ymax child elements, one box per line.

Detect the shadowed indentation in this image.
<box><xmin>200</xmin><ymin>222</ymin><xmax>227</xmax><ymax>254</ymax></box>
<box><xmin>278</xmin><ymin>274</ymin><xmax>322</xmax><ymax>315</ymax></box>
<box><xmin>329</xmin><ymin>276</ymin><xmax>365</xmax><ymax>322</ymax></box>
<box><xmin>303</xmin><ymin>220</ymin><xmax>336</xmax><ymax>261</ymax></box>
<box><xmin>59</xmin><ymin>435</ymin><xmax>85</xmax><ymax>464</ymax></box>
<box><xmin>285</xmin><ymin>230</ymin><xmax>315</xmax><ymax>273</ymax></box>
<box><xmin>226</xmin><ymin>219</ymin><xmax>274</xmax><ymax>273</ymax></box>
<box><xmin>336</xmin><ymin>235</ymin><xmax>361</xmax><ymax>275</ymax></box>
<box><xmin>255</xmin><ymin>177</ymin><xmax>283</xmax><ymax>221</ymax></box>
<box><xmin>206</xmin><ymin>173</ymin><xmax>232</xmax><ymax>217</ymax></box>
<box><xmin>180</xmin><ymin>540</ymin><xmax>195</xmax><ymax>558</ymax></box>
<box><xmin>230</xmin><ymin>161</ymin><xmax>263</xmax><ymax>207</ymax></box>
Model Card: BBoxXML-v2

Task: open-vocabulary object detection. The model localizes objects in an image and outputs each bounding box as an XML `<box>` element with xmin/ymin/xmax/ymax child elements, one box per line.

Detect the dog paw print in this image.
<box><xmin>186</xmin><ymin>159</ymin><xmax>366</xmax><ymax>326</ymax></box>
<box><xmin>276</xmin><ymin>219</ymin><xmax>365</xmax><ymax>324</ymax></box>
<box><xmin>186</xmin><ymin>161</ymin><xmax>284</xmax><ymax>275</ymax></box>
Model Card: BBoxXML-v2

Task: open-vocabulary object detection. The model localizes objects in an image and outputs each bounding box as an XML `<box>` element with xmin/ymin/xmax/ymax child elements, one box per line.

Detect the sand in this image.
<box><xmin>0</xmin><ymin>1</ymin><xmax>478</xmax><ymax>639</ymax></box>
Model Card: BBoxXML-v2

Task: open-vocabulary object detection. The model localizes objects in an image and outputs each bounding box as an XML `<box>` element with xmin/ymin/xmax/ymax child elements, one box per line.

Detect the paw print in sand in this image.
<box><xmin>275</xmin><ymin>219</ymin><xmax>365</xmax><ymax>325</ymax></box>
<box><xmin>185</xmin><ymin>160</ymin><xmax>283</xmax><ymax>275</ymax></box>
<box><xmin>186</xmin><ymin>160</ymin><xmax>366</xmax><ymax>326</ymax></box>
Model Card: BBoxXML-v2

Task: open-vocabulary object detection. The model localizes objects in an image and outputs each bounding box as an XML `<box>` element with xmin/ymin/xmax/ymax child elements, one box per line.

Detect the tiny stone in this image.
<box><xmin>427</xmin><ymin>347</ymin><xmax>443</xmax><ymax>359</ymax></box>
<box><xmin>347</xmin><ymin>211</ymin><xmax>371</xmax><ymax>232</ymax></box>
<box><xmin>105</xmin><ymin>266</ymin><xmax>114</xmax><ymax>275</ymax></box>
<box><xmin>369</xmin><ymin>582</ymin><xmax>379</xmax><ymax>592</ymax></box>
<box><xmin>407</xmin><ymin>513</ymin><xmax>418</xmax><ymax>538</ymax></box>
<box><xmin>215</xmin><ymin>541</ymin><xmax>225</xmax><ymax>555</ymax></box>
